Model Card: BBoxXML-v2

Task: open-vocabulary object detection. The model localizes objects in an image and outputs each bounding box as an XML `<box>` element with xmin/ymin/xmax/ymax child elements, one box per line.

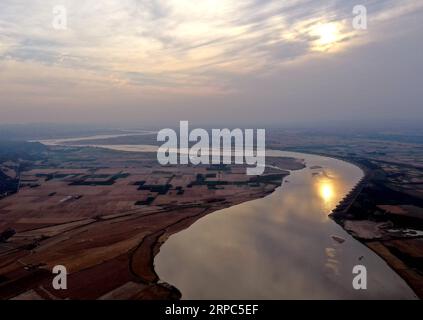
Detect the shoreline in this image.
<box><xmin>0</xmin><ymin>142</ymin><xmax>291</xmax><ymax>299</ymax></box>
<box><xmin>129</xmin><ymin>185</ymin><xmax>286</xmax><ymax>299</ymax></box>
<box><xmin>274</xmin><ymin>147</ymin><xmax>421</xmax><ymax>299</ymax></box>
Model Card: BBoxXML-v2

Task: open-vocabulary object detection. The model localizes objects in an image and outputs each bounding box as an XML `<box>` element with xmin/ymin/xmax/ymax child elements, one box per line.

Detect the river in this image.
<box><xmin>38</xmin><ymin>137</ymin><xmax>417</xmax><ymax>299</ymax></box>
<box><xmin>154</xmin><ymin>151</ymin><xmax>416</xmax><ymax>299</ymax></box>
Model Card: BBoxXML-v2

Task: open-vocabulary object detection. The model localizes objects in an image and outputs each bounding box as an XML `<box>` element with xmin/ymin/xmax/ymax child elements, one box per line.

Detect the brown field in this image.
<box><xmin>0</xmin><ymin>146</ymin><xmax>301</xmax><ymax>299</ymax></box>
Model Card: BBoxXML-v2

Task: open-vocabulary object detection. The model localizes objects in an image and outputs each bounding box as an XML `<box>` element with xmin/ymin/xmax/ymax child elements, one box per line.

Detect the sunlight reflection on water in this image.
<box><xmin>154</xmin><ymin>151</ymin><xmax>417</xmax><ymax>300</ymax></box>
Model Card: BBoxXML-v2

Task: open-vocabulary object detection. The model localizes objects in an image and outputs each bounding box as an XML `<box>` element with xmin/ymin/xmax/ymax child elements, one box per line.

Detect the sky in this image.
<box><xmin>0</xmin><ymin>0</ymin><xmax>422</xmax><ymax>128</ymax></box>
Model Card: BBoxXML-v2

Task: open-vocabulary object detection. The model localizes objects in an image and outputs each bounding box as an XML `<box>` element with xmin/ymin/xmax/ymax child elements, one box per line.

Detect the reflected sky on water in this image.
<box><xmin>155</xmin><ymin>151</ymin><xmax>417</xmax><ymax>299</ymax></box>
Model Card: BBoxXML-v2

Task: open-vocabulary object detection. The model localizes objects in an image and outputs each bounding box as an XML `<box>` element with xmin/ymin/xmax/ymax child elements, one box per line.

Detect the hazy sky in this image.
<box><xmin>0</xmin><ymin>0</ymin><xmax>422</xmax><ymax>127</ymax></box>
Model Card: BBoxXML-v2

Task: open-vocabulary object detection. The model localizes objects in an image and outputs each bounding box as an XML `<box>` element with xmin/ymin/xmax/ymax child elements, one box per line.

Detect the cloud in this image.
<box><xmin>0</xmin><ymin>0</ymin><xmax>422</xmax><ymax>125</ymax></box>
<box><xmin>0</xmin><ymin>1</ymin><xmax>417</xmax><ymax>83</ymax></box>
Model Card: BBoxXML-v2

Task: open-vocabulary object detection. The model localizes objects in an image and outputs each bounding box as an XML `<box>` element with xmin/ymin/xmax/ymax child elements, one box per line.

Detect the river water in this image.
<box><xmin>154</xmin><ymin>151</ymin><xmax>416</xmax><ymax>299</ymax></box>
<box><xmin>38</xmin><ymin>137</ymin><xmax>417</xmax><ymax>299</ymax></box>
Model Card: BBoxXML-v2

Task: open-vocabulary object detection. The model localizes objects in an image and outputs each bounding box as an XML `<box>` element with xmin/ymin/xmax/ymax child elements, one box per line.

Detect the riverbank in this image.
<box><xmin>283</xmin><ymin>149</ymin><xmax>422</xmax><ymax>299</ymax></box>
<box><xmin>330</xmin><ymin>165</ymin><xmax>423</xmax><ymax>298</ymax></box>
<box><xmin>0</xmin><ymin>145</ymin><xmax>294</xmax><ymax>300</ymax></box>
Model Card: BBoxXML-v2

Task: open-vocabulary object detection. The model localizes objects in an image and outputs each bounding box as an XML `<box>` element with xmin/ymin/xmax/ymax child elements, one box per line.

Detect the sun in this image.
<box><xmin>310</xmin><ymin>22</ymin><xmax>342</xmax><ymax>51</ymax></box>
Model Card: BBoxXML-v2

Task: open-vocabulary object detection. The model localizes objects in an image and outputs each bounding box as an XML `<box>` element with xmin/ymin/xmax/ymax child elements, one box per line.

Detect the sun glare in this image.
<box><xmin>310</xmin><ymin>22</ymin><xmax>342</xmax><ymax>51</ymax></box>
<box><xmin>319</xmin><ymin>182</ymin><xmax>334</xmax><ymax>202</ymax></box>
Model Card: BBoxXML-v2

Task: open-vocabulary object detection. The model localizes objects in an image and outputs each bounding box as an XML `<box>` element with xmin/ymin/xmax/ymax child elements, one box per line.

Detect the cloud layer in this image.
<box><xmin>0</xmin><ymin>0</ymin><xmax>422</xmax><ymax>126</ymax></box>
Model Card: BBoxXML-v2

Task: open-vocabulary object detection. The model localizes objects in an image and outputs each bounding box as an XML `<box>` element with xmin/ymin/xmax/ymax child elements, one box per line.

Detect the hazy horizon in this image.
<box><xmin>1</xmin><ymin>1</ymin><xmax>422</xmax><ymax>126</ymax></box>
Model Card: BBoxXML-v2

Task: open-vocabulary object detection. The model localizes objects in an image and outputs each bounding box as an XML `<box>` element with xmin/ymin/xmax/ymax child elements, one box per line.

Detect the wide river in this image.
<box><xmin>154</xmin><ymin>150</ymin><xmax>416</xmax><ymax>299</ymax></box>
<box><xmin>39</xmin><ymin>137</ymin><xmax>417</xmax><ymax>299</ymax></box>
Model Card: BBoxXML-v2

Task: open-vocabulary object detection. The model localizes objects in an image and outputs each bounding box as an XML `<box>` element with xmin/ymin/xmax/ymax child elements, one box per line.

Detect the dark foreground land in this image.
<box><xmin>0</xmin><ymin>141</ymin><xmax>303</xmax><ymax>299</ymax></box>
<box><xmin>268</xmin><ymin>129</ymin><xmax>423</xmax><ymax>298</ymax></box>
